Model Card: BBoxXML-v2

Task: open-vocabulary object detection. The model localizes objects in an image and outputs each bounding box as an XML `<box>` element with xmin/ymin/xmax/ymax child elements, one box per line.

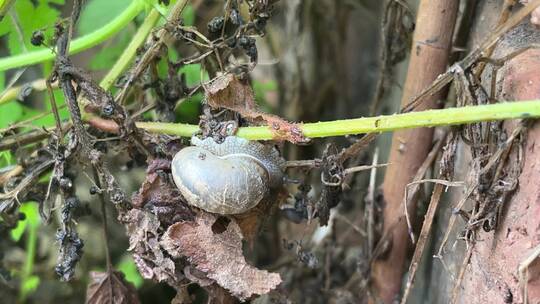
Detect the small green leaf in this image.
<box><xmin>21</xmin><ymin>275</ymin><xmax>40</xmax><ymax>296</ymax></box>
<box><xmin>0</xmin><ymin>0</ymin><xmax>64</xmax><ymax>55</ymax></box>
<box><xmin>78</xmin><ymin>0</ymin><xmax>131</xmax><ymax>36</ymax></box>
<box><xmin>10</xmin><ymin>218</ymin><xmax>27</xmax><ymax>242</ymax></box>
<box><xmin>0</xmin><ymin>151</ymin><xmax>14</xmax><ymax>168</ymax></box>
<box><xmin>89</xmin><ymin>29</ymin><xmax>132</xmax><ymax>71</ymax></box>
<box><xmin>182</xmin><ymin>4</ymin><xmax>194</xmax><ymax>26</ymax></box>
<box><xmin>117</xmin><ymin>255</ymin><xmax>144</xmax><ymax>288</ymax></box>
<box><xmin>174</xmin><ymin>64</ymin><xmax>207</xmax><ymax>123</ymax></box>
<box><xmin>180</xmin><ymin>64</ymin><xmax>208</xmax><ymax>86</ymax></box>
<box><xmin>0</xmin><ymin>101</ymin><xmax>23</xmax><ymax>129</ymax></box>
<box><xmin>10</xmin><ymin>202</ymin><xmax>40</xmax><ymax>241</ymax></box>
<box><xmin>175</xmin><ymin>92</ymin><xmax>202</xmax><ymax>124</ymax></box>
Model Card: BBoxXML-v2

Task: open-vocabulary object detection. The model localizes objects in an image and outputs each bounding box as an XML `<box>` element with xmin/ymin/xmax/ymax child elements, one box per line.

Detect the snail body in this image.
<box><xmin>171</xmin><ymin>136</ymin><xmax>284</xmax><ymax>214</ymax></box>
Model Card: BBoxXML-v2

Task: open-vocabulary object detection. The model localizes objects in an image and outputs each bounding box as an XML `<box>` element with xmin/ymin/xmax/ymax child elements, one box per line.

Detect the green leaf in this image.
<box><xmin>0</xmin><ymin>101</ymin><xmax>23</xmax><ymax>129</ymax></box>
<box><xmin>10</xmin><ymin>202</ymin><xmax>40</xmax><ymax>241</ymax></box>
<box><xmin>78</xmin><ymin>0</ymin><xmax>131</xmax><ymax>36</ymax></box>
<box><xmin>0</xmin><ymin>151</ymin><xmax>14</xmax><ymax>168</ymax></box>
<box><xmin>182</xmin><ymin>4</ymin><xmax>194</xmax><ymax>26</ymax></box>
<box><xmin>174</xmin><ymin>64</ymin><xmax>207</xmax><ymax>123</ymax></box>
<box><xmin>21</xmin><ymin>275</ymin><xmax>40</xmax><ymax>296</ymax></box>
<box><xmin>10</xmin><ymin>218</ymin><xmax>27</xmax><ymax>242</ymax></box>
<box><xmin>116</xmin><ymin>255</ymin><xmax>144</xmax><ymax>288</ymax></box>
<box><xmin>0</xmin><ymin>0</ymin><xmax>65</xmax><ymax>55</ymax></box>
<box><xmin>89</xmin><ymin>29</ymin><xmax>132</xmax><ymax>71</ymax></box>
<box><xmin>180</xmin><ymin>64</ymin><xmax>208</xmax><ymax>86</ymax></box>
<box><xmin>175</xmin><ymin>92</ymin><xmax>202</xmax><ymax>124</ymax></box>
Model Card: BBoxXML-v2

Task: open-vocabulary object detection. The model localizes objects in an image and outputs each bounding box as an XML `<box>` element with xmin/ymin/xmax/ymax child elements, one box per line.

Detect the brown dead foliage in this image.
<box><xmin>123</xmin><ymin>158</ymin><xmax>281</xmax><ymax>301</ymax></box>
<box><xmin>123</xmin><ymin>159</ymin><xmax>191</xmax><ymax>285</ymax></box>
<box><xmin>122</xmin><ymin>209</ymin><xmax>179</xmax><ymax>284</ymax></box>
<box><xmin>205</xmin><ymin>74</ymin><xmax>307</xmax><ymax>143</ymax></box>
<box><xmin>85</xmin><ymin>270</ymin><xmax>140</xmax><ymax>304</ymax></box>
<box><xmin>161</xmin><ymin>212</ymin><xmax>282</xmax><ymax>301</ymax></box>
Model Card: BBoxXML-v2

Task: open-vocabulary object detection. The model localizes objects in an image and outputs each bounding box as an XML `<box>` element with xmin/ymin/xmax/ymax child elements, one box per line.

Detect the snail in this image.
<box><xmin>171</xmin><ymin>136</ymin><xmax>285</xmax><ymax>214</ymax></box>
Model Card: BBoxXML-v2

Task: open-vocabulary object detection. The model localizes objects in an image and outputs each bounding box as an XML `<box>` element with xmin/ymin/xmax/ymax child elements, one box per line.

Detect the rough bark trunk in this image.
<box><xmin>456</xmin><ymin>39</ymin><xmax>540</xmax><ymax>304</ymax></box>
<box><xmin>406</xmin><ymin>2</ymin><xmax>540</xmax><ymax>303</ymax></box>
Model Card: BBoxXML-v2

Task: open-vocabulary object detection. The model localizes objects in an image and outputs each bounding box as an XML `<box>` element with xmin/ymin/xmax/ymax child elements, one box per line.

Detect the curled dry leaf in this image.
<box><xmin>205</xmin><ymin>74</ymin><xmax>307</xmax><ymax>143</ymax></box>
<box><xmin>121</xmin><ymin>209</ymin><xmax>178</xmax><ymax>283</ymax></box>
<box><xmin>85</xmin><ymin>270</ymin><xmax>140</xmax><ymax>304</ymax></box>
<box><xmin>161</xmin><ymin>212</ymin><xmax>282</xmax><ymax>301</ymax></box>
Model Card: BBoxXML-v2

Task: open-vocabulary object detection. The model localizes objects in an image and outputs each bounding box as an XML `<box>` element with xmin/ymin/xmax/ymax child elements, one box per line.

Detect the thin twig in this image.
<box><xmin>93</xmin><ymin>167</ymin><xmax>112</xmax><ymax>270</ymax></box>
<box><xmin>402</xmin><ymin>133</ymin><xmax>449</xmax><ymax>243</ymax></box>
<box><xmin>343</xmin><ymin>163</ymin><xmax>388</xmax><ymax>176</ymax></box>
<box><xmin>366</xmin><ymin>148</ymin><xmax>379</xmax><ymax>256</ymax></box>
<box><xmin>115</xmin><ymin>0</ymin><xmax>190</xmax><ymax>104</ymax></box>
<box><xmin>400</xmin><ymin>180</ymin><xmax>465</xmax><ymax>304</ymax></box>
<box><xmin>450</xmin><ymin>245</ymin><xmax>474</xmax><ymax>304</ymax></box>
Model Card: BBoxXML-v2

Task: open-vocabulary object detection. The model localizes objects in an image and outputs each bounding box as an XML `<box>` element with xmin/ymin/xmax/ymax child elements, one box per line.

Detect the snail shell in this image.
<box><xmin>171</xmin><ymin>136</ymin><xmax>285</xmax><ymax>214</ymax></box>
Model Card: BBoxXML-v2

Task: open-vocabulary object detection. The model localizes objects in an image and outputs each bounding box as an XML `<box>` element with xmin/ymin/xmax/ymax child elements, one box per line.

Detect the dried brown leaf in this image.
<box><xmin>205</xmin><ymin>74</ymin><xmax>307</xmax><ymax>143</ymax></box>
<box><xmin>161</xmin><ymin>212</ymin><xmax>282</xmax><ymax>300</ymax></box>
<box><xmin>85</xmin><ymin>270</ymin><xmax>140</xmax><ymax>304</ymax></box>
<box><xmin>121</xmin><ymin>209</ymin><xmax>178</xmax><ymax>283</ymax></box>
<box><xmin>205</xmin><ymin>74</ymin><xmax>257</xmax><ymax>111</ymax></box>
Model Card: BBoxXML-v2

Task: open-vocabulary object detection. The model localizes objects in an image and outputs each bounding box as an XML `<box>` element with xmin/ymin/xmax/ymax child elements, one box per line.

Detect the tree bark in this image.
<box><xmin>456</xmin><ymin>42</ymin><xmax>540</xmax><ymax>304</ymax></box>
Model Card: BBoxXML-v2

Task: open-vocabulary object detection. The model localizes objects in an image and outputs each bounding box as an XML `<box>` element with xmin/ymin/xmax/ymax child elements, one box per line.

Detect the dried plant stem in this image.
<box><xmin>371</xmin><ymin>0</ymin><xmax>460</xmax><ymax>303</ymax></box>
<box><xmin>93</xmin><ymin>168</ymin><xmax>112</xmax><ymax>270</ymax></box>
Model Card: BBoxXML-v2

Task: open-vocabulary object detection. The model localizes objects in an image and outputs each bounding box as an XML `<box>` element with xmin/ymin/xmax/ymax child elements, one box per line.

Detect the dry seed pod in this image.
<box><xmin>171</xmin><ymin>136</ymin><xmax>285</xmax><ymax>214</ymax></box>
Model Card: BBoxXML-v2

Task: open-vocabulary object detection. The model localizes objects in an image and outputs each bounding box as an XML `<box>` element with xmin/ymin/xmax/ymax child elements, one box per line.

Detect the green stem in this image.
<box><xmin>1</xmin><ymin>6</ymin><xmax>164</xmax><ymax>106</ymax></box>
<box><xmin>0</xmin><ymin>0</ymin><xmax>16</xmax><ymax>21</ymax></box>
<box><xmin>135</xmin><ymin>100</ymin><xmax>540</xmax><ymax>139</ymax></box>
<box><xmin>18</xmin><ymin>203</ymin><xmax>39</xmax><ymax>302</ymax></box>
<box><xmin>100</xmin><ymin>8</ymin><xmax>162</xmax><ymax>90</ymax></box>
<box><xmin>0</xmin><ymin>1</ymin><xmax>144</xmax><ymax>72</ymax></box>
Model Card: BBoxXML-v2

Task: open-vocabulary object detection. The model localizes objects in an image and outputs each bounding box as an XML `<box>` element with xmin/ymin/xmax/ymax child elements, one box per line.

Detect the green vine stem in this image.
<box><xmin>136</xmin><ymin>100</ymin><xmax>540</xmax><ymax>139</ymax></box>
<box><xmin>0</xmin><ymin>5</ymin><xmax>164</xmax><ymax>106</ymax></box>
<box><xmin>0</xmin><ymin>1</ymin><xmax>144</xmax><ymax>72</ymax></box>
<box><xmin>0</xmin><ymin>0</ymin><xmax>16</xmax><ymax>21</ymax></box>
<box><xmin>99</xmin><ymin>8</ymin><xmax>161</xmax><ymax>90</ymax></box>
